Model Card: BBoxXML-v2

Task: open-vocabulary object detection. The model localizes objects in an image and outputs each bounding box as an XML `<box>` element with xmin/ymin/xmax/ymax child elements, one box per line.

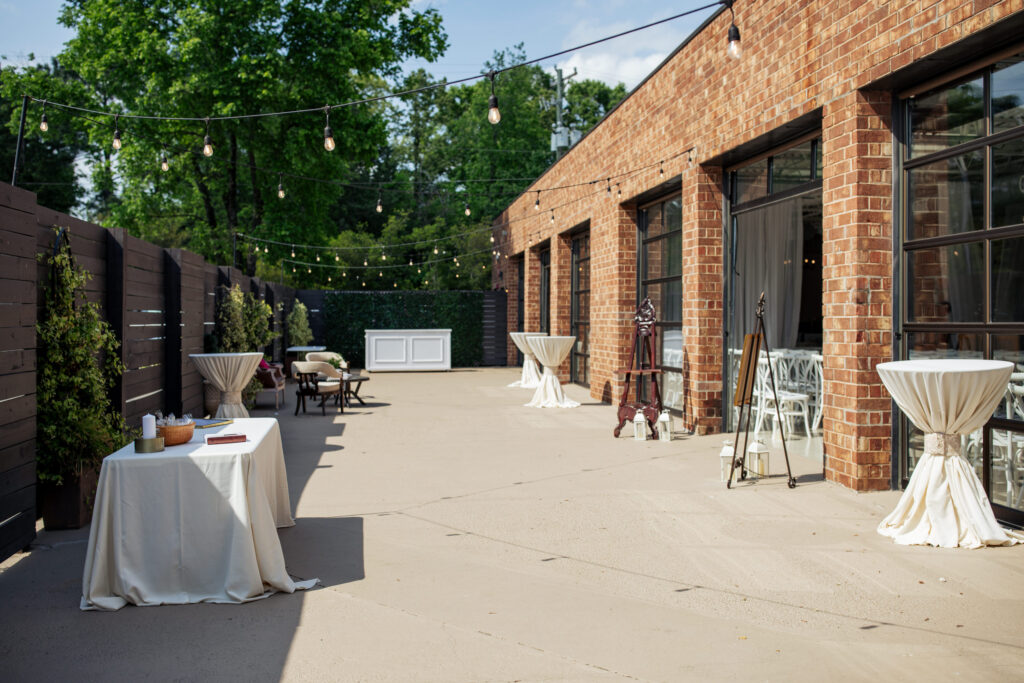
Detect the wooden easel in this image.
<box><xmin>613</xmin><ymin>298</ymin><xmax>663</xmax><ymax>438</ymax></box>
<box><xmin>727</xmin><ymin>292</ymin><xmax>796</xmax><ymax>489</ymax></box>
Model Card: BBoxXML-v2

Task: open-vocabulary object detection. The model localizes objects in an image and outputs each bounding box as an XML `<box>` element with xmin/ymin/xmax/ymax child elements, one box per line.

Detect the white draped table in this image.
<box><xmin>525</xmin><ymin>335</ymin><xmax>580</xmax><ymax>408</ymax></box>
<box><xmin>82</xmin><ymin>418</ymin><xmax>318</xmax><ymax>610</ymax></box>
<box><xmin>189</xmin><ymin>352</ymin><xmax>263</xmax><ymax>418</ymax></box>
<box><xmin>508</xmin><ymin>332</ymin><xmax>547</xmax><ymax>388</ymax></box>
<box><xmin>876</xmin><ymin>359</ymin><xmax>1023</xmax><ymax>548</ymax></box>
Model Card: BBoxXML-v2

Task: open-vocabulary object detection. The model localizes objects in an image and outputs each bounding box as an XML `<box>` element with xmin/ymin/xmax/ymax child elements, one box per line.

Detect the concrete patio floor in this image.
<box><xmin>2</xmin><ymin>367</ymin><xmax>1023</xmax><ymax>682</ymax></box>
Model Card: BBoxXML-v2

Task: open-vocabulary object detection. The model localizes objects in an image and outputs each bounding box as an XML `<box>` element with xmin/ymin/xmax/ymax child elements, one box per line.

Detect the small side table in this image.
<box><xmin>344</xmin><ymin>373</ymin><xmax>370</xmax><ymax>405</ymax></box>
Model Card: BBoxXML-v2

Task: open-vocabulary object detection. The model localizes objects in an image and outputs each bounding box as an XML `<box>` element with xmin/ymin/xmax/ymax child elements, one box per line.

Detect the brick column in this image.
<box><xmin>682</xmin><ymin>164</ymin><xmax>724</xmax><ymax>435</ymax></box>
<box><xmin>589</xmin><ymin>205</ymin><xmax>638</xmax><ymax>404</ymax></box>
<box><xmin>821</xmin><ymin>89</ymin><xmax>894</xmax><ymax>491</ymax></box>
<box><xmin>551</xmin><ymin>232</ymin><xmax>573</xmax><ymax>380</ymax></box>
<box><xmin>524</xmin><ymin>246</ymin><xmax>541</xmax><ymax>333</ymax></box>
<box><xmin>505</xmin><ymin>256</ymin><xmax>521</xmax><ymax>366</ymax></box>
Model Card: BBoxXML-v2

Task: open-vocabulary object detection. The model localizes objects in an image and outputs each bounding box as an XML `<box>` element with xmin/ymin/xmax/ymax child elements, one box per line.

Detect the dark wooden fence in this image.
<box><xmin>0</xmin><ymin>180</ymin><xmax>505</xmax><ymax>562</ymax></box>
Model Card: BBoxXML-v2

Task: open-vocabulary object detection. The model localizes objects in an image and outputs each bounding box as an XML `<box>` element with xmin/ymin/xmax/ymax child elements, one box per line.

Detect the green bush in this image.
<box><xmin>286</xmin><ymin>300</ymin><xmax>313</xmax><ymax>347</ymax></box>
<box><xmin>212</xmin><ymin>284</ymin><xmax>280</xmax><ymax>407</ymax></box>
<box><xmin>323</xmin><ymin>291</ymin><xmax>483</xmax><ymax>368</ymax></box>
<box><xmin>36</xmin><ymin>231</ymin><xmax>132</xmax><ymax>484</ymax></box>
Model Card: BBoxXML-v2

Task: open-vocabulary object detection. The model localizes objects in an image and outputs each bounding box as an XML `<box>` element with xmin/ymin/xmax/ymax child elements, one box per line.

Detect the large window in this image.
<box><xmin>899</xmin><ymin>52</ymin><xmax>1024</xmax><ymax>520</ymax></box>
<box><xmin>638</xmin><ymin>195</ymin><xmax>683</xmax><ymax>410</ymax></box>
<box><xmin>538</xmin><ymin>248</ymin><xmax>551</xmax><ymax>334</ymax></box>
<box><xmin>724</xmin><ymin>135</ymin><xmax>824</xmax><ymax>432</ymax></box>
<box><xmin>571</xmin><ymin>232</ymin><xmax>590</xmax><ymax>387</ymax></box>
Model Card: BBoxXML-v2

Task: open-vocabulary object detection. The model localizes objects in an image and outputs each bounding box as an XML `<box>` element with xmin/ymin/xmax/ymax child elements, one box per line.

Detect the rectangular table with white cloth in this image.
<box><xmin>81</xmin><ymin>418</ymin><xmax>318</xmax><ymax>610</ymax></box>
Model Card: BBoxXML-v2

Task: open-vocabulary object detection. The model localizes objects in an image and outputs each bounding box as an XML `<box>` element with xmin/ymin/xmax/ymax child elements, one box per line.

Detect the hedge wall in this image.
<box><xmin>323</xmin><ymin>290</ymin><xmax>484</xmax><ymax>368</ymax></box>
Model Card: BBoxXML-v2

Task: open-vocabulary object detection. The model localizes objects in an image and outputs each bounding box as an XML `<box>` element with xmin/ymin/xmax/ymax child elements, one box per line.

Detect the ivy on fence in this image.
<box><xmin>323</xmin><ymin>291</ymin><xmax>484</xmax><ymax>368</ymax></box>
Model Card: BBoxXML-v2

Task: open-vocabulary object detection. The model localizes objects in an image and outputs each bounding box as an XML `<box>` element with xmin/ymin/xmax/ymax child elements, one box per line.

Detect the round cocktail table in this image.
<box><xmin>876</xmin><ymin>359</ymin><xmax>1023</xmax><ymax>548</ymax></box>
<box><xmin>508</xmin><ymin>332</ymin><xmax>547</xmax><ymax>389</ymax></box>
<box><xmin>189</xmin><ymin>353</ymin><xmax>264</xmax><ymax>418</ymax></box>
<box><xmin>524</xmin><ymin>335</ymin><xmax>579</xmax><ymax>408</ymax></box>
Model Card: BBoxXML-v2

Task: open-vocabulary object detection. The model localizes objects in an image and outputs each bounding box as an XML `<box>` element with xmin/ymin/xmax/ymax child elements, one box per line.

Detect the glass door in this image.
<box><xmin>571</xmin><ymin>232</ymin><xmax>590</xmax><ymax>386</ymax></box>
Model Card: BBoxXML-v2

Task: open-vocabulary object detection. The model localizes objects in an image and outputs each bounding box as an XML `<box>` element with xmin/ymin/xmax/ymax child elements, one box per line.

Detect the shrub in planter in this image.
<box><xmin>287</xmin><ymin>300</ymin><xmax>313</xmax><ymax>347</ymax></box>
<box><xmin>37</xmin><ymin>230</ymin><xmax>132</xmax><ymax>529</ymax></box>
<box><xmin>212</xmin><ymin>284</ymin><xmax>280</xmax><ymax>408</ymax></box>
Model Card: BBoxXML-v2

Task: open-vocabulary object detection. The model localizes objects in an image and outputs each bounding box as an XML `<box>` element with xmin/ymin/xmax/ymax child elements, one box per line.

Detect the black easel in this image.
<box><xmin>727</xmin><ymin>292</ymin><xmax>796</xmax><ymax>489</ymax></box>
<box><xmin>613</xmin><ymin>298</ymin><xmax>662</xmax><ymax>438</ymax></box>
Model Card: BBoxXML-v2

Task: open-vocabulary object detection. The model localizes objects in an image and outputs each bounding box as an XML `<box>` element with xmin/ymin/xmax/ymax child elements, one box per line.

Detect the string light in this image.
<box><xmin>534</xmin><ymin>191</ymin><xmax>540</xmax><ymax>210</ymax></box>
<box><xmin>617</xmin><ymin>184</ymin><xmax>622</xmax><ymax>197</ymax></box>
<box><xmin>378</xmin><ymin>271</ymin><xmax>382</xmax><ymax>277</ymax></box>
<box><xmin>292</xmin><ymin>266</ymin><xmax>296</xmax><ymax>273</ymax></box>
<box><xmin>39</xmin><ymin>102</ymin><xmax>47</xmax><ymax>132</ymax></box>
<box><xmin>375</xmin><ymin>192</ymin><xmax>383</xmax><ymax>213</ymax></box>
<box><xmin>291</xmin><ymin>246</ymin><xmax>295</xmax><ymax>258</ymax></box>
<box><xmin>487</xmin><ymin>71</ymin><xmax>501</xmax><ymax>125</ymax></box>
<box><xmin>160</xmin><ymin>153</ymin><xmax>169</xmax><ymax>172</ymax></box>
<box><xmin>202</xmin><ymin>117</ymin><xmax>213</xmax><ymax>157</ymax></box>
<box><xmin>316</xmin><ymin>253</ymin><xmax>320</xmax><ymax>262</ymax></box>
<box><xmin>659</xmin><ymin>162</ymin><xmax>664</xmax><ymax>177</ymax></box>
<box><xmin>363</xmin><ymin>258</ymin><xmax>368</xmax><ymax>266</ymax></box>
<box><xmin>433</xmin><ymin>246</ymin><xmax>439</xmax><ymax>255</ymax></box>
<box><xmin>112</xmin><ymin>115</ymin><xmax>122</xmax><ymax>150</ymax></box>
<box><xmin>464</xmin><ymin>203</ymin><xmax>471</xmax><ymax>216</ymax></box>
<box><xmin>393</xmin><ymin>282</ymin><xmax>397</xmax><ymax>288</ymax></box>
<box><xmin>335</xmin><ymin>253</ymin><xmax>339</xmax><ymax>261</ymax></box>
<box><xmin>263</xmin><ymin>244</ymin><xmax>269</xmax><ymax>253</ymax></box>
<box><xmin>606</xmin><ymin>179</ymin><xmax>611</xmax><ymax>196</ymax></box>
<box><xmin>277</xmin><ymin>173</ymin><xmax>285</xmax><ymax>200</ymax></box>
<box><xmin>725</xmin><ymin>0</ymin><xmax>742</xmax><ymax>60</ymax></box>
<box><xmin>550</xmin><ymin>210</ymin><xmax>555</xmax><ymax>223</ymax></box>
<box><xmin>328</xmin><ymin>275</ymin><xmax>332</xmax><ymax>282</ymax></box>
<box><xmin>489</xmin><ymin>235</ymin><xmax>494</xmax><ymax>243</ymax></box>
<box><xmin>322</xmin><ymin>105</ymin><xmax>335</xmax><ymax>151</ymax></box>
<box><xmin>381</xmin><ymin>251</ymin><xmax>387</xmax><ymax>261</ymax></box>
<box><xmin>307</xmin><ymin>267</ymin><xmax>312</xmax><ymax>274</ymax></box>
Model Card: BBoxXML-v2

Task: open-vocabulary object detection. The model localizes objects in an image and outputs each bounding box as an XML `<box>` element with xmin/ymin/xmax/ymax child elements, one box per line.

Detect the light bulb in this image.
<box><xmin>203</xmin><ymin>135</ymin><xmax>213</xmax><ymax>157</ymax></box>
<box><xmin>464</xmin><ymin>203</ymin><xmax>471</xmax><ymax>216</ymax></box>
<box><xmin>456</xmin><ymin>273</ymin><xmax>460</xmax><ymax>278</ymax></box>
<box><xmin>375</xmin><ymin>197</ymin><xmax>383</xmax><ymax>213</ymax></box>
<box><xmin>488</xmin><ymin>94</ymin><xmax>501</xmax><ymax>125</ymax></box>
<box><xmin>39</xmin><ymin>113</ymin><xmax>48</xmax><ymax>132</ymax></box>
<box><xmin>424</xmin><ymin>280</ymin><xmax>428</xmax><ymax>285</ymax></box>
<box><xmin>534</xmin><ymin>197</ymin><xmax>540</xmax><ymax>210</ymax></box>
<box><xmin>264</xmin><ymin>245</ymin><xmax>268</xmax><ymax>253</ymax></box>
<box><xmin>112</xmin><ymin>128</ymin><xmax>122</xmax><ymax>150</ymax></box>
<box><xmin>316</xmin><ymin>254</ymin><xmax>320</xmax><ymax>262</ymax></box>
<box><xmin>343</xmin><ymin>272</ymin><xmax>347</xmax><ymax>277</ymax></box>
<box><xmin>307</xmin><ymin>267</ymin><xmax>311</xmax><ymax>274</ymax></box>
<box><xmin>417</xmin><ymin>268</ymin><xmax>421</xmax><ymax>274</ymax></box>
<box><xmin>727</xmin><ymin>24</ymin><xmax>742</xmax><ymax>60</ymax></box>
<box><xmin>324</xmin><ymin>126</ymin><xmax>335</xmax><ymax>151</ymax></box>
<box><xmin>550</xmin><ymin>211</ymin><xmax>555</xmax><ymax>223</ymax></box>
<box><xmin>659</xmin><ymin>163</ymin><xmax>664</xmax><ymax>177</ymax></box>
<box><xmin>362</xmin><ymin>281</ymin><xmax>366</xmax><ymax>287</ymax></box>
<box><xmin>382</xmin><ymin>253</ymin><xmax>387</xmax><ymax>261</ymax></box>
<box><xmin>160</xmin><ymin>155</ymin><xmax>169</xmax><ymax>172</ymax></box>
<box><xmin>378</xmin><ymin>271</ymin><xmax>382</xmax><ymax>277</ymax></box>
<box><xmin>291</xmin><ymin>247</ymin><xmax>295</xmax><ymax>257</ymax></box>
<box><xmin>433</xmin><ymin>246</ymin><xmax>438</xmax><ymax>255</ymax></box>
<box><xmin>490</xmin><ymin>235</ymin><xmax>494</xmax><ymax>243</ymax></box>
<box><xmin>409</xmin><ymin>259</ymin><xmax>413</xmax><ymax>266</ymax></box>
<box><xmin>277</xmin><ymin>184</ymin><xmax>285</xmax><ymax>200</ymax></box>
<box><xmin>292</xmin><ymin>267</ymin><xmax>296</xmax><ymax>273</ymax></box>
<box><xmin>335</xmin><ymin>253</ymin><xmax>339</xmax><ymax>261</ymax></box>
<box><xmin>328</xmin><ymin>275</ymin><xmax>332</xmax><ymax>282</ymax></box>
<box><xmin>363</xmin><ymin>258</ymin><xmax>368</xmax><ymax>266</ymax></box>
<box><xmin>393</xmin><ymin>282</ymin><xmax>397</xmax><ymax>288</ymax></box>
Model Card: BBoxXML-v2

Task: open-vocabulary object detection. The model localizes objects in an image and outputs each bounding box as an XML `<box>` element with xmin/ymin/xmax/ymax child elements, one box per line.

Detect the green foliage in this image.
<box><xmin>214</xmin><ymin>284</ymin><xmax>279</xmax><ymax>353</ymax></box>
<box><xmin>286</xmin><ymin>300</ymin><xmax>313</xmax><ymax>346</ymax></box>
<box><xmin>323</xmin><ymin>291</ymin><xmax>483</xmax><ymax>368</ymax></box>
<box><xmin>36</xmin><ymin>230</ymin><xmax>131</xmax><ymax>484</ymax></box>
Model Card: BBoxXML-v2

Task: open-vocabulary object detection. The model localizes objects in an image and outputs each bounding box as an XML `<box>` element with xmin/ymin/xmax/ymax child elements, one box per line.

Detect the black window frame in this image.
<box><xmin>896</xmin><ymin>51</ymin><xmax>1024</xmax><ymax>524</ymax></box>
<box><xmin>571</xmin><ymin>230</ymin><xmax>591</xmax><ymax>387</ymax></box>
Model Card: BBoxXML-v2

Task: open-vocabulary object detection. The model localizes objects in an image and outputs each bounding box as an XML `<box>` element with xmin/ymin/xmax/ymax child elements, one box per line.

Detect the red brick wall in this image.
<box><xmin>494</xmin><ymin>0</ymin><xmax>1022</xmax><ymax>489</ymax></box>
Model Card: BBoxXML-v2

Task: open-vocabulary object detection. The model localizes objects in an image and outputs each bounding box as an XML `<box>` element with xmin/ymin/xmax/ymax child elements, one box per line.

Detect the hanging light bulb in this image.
<box><xmin>263</xmin><ymin>245</ymin><xmax>269</xmax><ymax>253</ymax></box>
<box><xmin>328</xmin><ymin>275</ymin><xmax>332</xmax><ymax>282</ymax></box>
<box><xmin>375</xmin><ymin>192</ymin><xmax>383</xmax><ymax>213</ymax></box>
<box><xmin>291</xmin><ymin>246</ymin><xmax>295</xmax><ymax>258</ymax></box>
<box><xmin>617</xmin><ymin>184</ymin><xmax>622</xmax><ymax>197</ymax></box>
<box><xmin>335</xmin><ymin>253</ymin><xmax>339</xmax><ymax>261</ymax></box>
<box><xmin>606</xmin><ymin>180</ymin><xmax>611</xmax><ymax>196</ymax></box>
<box><xmin>323</xmin><ymin>105</ymin><xmax>335</xmax><ymax>151</ymax></box>
<box><xmin>433</xmin><ymin>246</ymin><xmax>439</xmax><ymax>255</ymax></box>
<box><xmin>292</xmin><ymin>266</ymin><xmax>296</xmax><ymax>273</ymax></box>
<box><xmin>534</xmin><ymin>191</ymin><xmax>540</xmax><ymax>210</ymax></box>
<box><xmin>378</xmin><ymin>271</ymin><xmax>382</xmax><ymax>277</ymax></box>
<box><xmin>160</xmin><ymin>154</ymin><xmax>169</xmax><ymax>172</ymax></box>
<box><xmin>490</xmin><ymin>235</ymin><xmax>494</xmax><ymax>243</ymax></box>
<box><xmin>362</xmin><ymin>281</ymin><xmax>366</xmax><ymax>287</ymax></box>
<box><xmin>727</xmin><ymin>23</ymin><xmax>742</xmax><ymax>60</ymax></box>
<box><xmin>39</xmin><ymin>103</ymin><xmax>48</xmax><ymax>132</ymax></box>
<box><xmin>307</xmin><ymin>267</ymin><xmax>312</xmax><ymax>274</ymax></box>
<box><xmin>409</xmin><ymin>259</ymin><xmax>413</xmax><ymax>266</ymax></box>
<box><xmin>550</xmin><ymin>210</ymin><xmax>555</xmax><ymax>223</ymax></box>
<box><xmin>456</xmin><ymin>273</ymin><xmax>460</xmax><ymax>279</ymax></box>
<box><xmin>659</xmin><ymin>162</ymin><xmax>664</xmax><ymax>177</ymax></box>
<box><xmin>112</xmin><ymin>115</ymin><xmax>122</xmax><ymax>150</ymax></box>
<box><xmin>316</xmin><ymin>253</ymin><xmax>320</xmax><ymax>262</ymax></box>
<box><xmin>277</xmin><ymin>174</ymin><xmax>286</xmax><ymax>200</ymax></box>
<box><xmin>381</xmin><ymin>252</ymin><xmax>387</xmax><ymax>261</ymax></box>
<box><xmin>464</xmin><ymin>203</ymin><xmax>471</xmax><ymax>216</ymax></box>
<box><xmin>487</xmin><ymin>71</ymin><xmax>501</xmax><ymax>124</ymax></box>
<box><xmin>202</xmin><ymin>117</ymin><xmax>213</xmax><ymax>157</ymax></box>
<box><xmin>424</xmin><ymin>280</ymin><xmax>429</xmax><ymax>285</ymax></box>
<box><xmin>363</xmin><ymin>258</ymin><xmax>368</xmax><ymax>266</ymax></box>
<box><xmin>343</xmin><ymin>271</ymin><xmax>347</xmax><ymax>277</ymax></box>
<box><xmin>417</xmin><ymin>267</ymin><xmax>421</xmax><ymax>274</ymax></box>
<box><xmin>393</xmin><ymin>282</ymin><xmax>397</xmax><ymax>288</ymax></box>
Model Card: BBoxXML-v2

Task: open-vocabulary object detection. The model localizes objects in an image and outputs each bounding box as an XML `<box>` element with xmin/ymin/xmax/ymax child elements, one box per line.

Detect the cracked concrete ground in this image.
<box><xmin>2</xmin><ymin>368</ymin><xmax>1023</xmax><ymax>682</ymax></box>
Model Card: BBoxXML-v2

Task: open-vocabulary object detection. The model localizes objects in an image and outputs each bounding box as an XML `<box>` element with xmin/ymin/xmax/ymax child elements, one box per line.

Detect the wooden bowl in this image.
<box><xmin>157</xmin><ymin>422</ymin><xmax>195</xmax><ymax>446</ymax></box>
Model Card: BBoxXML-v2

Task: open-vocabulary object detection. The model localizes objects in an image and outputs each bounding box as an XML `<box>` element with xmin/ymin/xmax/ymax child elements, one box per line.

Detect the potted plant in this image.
<box><xmin>36</xmin><ymin>230</ymin><xmax>132</xmax><ymax>529</ymax></box>
<box><xmin>206</xmin><ymin>284</ymin><xmax>279</xmax><ymax>413</ymax></box>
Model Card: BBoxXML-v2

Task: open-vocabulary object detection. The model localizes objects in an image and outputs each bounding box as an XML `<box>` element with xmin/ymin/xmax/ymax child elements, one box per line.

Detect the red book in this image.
<box><xmin>205</xmin><ymin>433</ymin><xmax>247</xmax><ymax>445</ymax></box>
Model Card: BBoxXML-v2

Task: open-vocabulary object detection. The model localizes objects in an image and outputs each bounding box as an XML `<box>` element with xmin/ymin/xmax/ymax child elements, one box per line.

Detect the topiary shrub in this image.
<box><xmin>212</xmin><ymin>284</ymin><xmax>280</xmax><ymax>407</ymax></box>
<box><xmin>286</xmin><ymin>300</ymin><xmax>313</xmax><ymax>347</ymax></box>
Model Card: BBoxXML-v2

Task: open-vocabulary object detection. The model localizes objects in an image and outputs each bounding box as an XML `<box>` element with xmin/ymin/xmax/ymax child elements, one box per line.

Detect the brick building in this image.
<box><xmin>492</xmin><ymin>0</ymin><xmax>1024</xmax><ymax>517</ymax></box>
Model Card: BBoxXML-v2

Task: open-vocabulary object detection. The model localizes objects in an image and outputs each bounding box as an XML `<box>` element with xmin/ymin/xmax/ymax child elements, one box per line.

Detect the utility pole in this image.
<box><xmin>550</xmin><ymin>67</ymin><xmax>577</xmax><ymax>160</ymax></box>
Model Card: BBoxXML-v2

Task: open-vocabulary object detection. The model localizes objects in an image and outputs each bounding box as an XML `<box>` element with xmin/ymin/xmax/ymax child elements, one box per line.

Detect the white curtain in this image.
<box><xmin>732</xmin><ymin>198</ymin><xmax>804</xmax><ymax>348</ymax></box>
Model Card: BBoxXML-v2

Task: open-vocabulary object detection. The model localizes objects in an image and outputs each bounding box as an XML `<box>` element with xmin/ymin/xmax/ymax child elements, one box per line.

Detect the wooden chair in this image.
<box><xmin>255</xmin><ymin>363</ymin><xmax>286</xmax><ymax>409</ymax></box>
<box><xmin>292</xmin><ymin>361</ymin><xmax>341</xmax><ymax>416</ymax></box>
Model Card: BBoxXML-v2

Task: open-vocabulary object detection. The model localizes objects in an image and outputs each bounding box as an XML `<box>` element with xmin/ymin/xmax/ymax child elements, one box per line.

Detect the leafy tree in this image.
<box><xmin>286</xmin><ymin>300</ymin><xmax>313</xmax><ymax>347</ymax></box>
<box><xmin>565</xmin><ymin>79</ymin><xmax>628</xmax><ymax>133</ymax></box>
<box><xmin>43</xmin><ymin>0</ymin><xmax>447</xmax><ymax>268</ymax></box>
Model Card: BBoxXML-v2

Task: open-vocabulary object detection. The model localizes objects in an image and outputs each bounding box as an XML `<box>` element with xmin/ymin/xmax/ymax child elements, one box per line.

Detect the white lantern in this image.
<box><xmin>657</xmin><ymin>410</ymin><xmax>672</xmax><ymax>442</ymax></box>
<box><xmin>746</xmin><ymin>440</ymin><xmax>770</xmax><ymax>478</ymax></box>
<box><xmin>632</xmin><ymin>410</ymin><xmax>647</xmax><ymax>441</ymax></box>
<box><xmin>720</xmin><ymin>440</ymin><xmax>735</xmax><ymax>482</ymax></box>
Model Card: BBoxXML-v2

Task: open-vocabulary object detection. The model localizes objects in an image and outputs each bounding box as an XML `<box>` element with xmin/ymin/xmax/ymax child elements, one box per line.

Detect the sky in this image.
<box><xmin>0</xmin><ymin>0</ymin><xmax>721</xmax><ymax>91</ymax></box>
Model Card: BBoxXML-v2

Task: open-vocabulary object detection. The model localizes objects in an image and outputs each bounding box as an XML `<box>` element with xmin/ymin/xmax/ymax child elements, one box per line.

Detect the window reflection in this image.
<box><xmin>907</xmin><ymin>243</ymin><xmax>985</xmax><ymax>323</ymax></box>
<box><xmin>910</xmin><ymin>77</ymin><xmax>984</xmax><ymax>157</ymax></box>
<box><xmin>993</xmin><ymin>56</ymin><xmax>1024</xmax><ymax>134</ymax></box>
<box><xmin>907</xmin><ymin>151</ymin><xmax>984</xmax><ymax>239</ymax></box>
<box><xmin>991</xmin><ymin>137</ymin><xmax>1024</xmax><ymax>229</ymax></box>
<box><xmin>992</xmin><ymin>237</ymin><xmax>1024</xmax><ymax>323</ymax></box>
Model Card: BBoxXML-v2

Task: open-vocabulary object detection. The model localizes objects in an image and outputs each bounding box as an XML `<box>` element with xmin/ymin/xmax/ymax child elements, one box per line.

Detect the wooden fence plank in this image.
<box><xmin>0</xmin><ymin>372</ymin><xmax>34</xmax><ymax>401</ymax></box>
<box><xmin>0</xmin><ymin>440</ymin><xmax>34</xmax><ymax>474</ymax></box>
<box><xmin>0</xmin><ymin>303</ymin><xmax>35</xmax><ymax>329</ymax></box>
<box><xmin>0</xmin><ymin>349</ymin><xmax>34</xmax><ymax>375</ymax></box>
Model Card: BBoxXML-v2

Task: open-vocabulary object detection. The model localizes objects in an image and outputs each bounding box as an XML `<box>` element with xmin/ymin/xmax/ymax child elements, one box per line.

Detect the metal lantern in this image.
<box><xmin>657</xmin><ymin>410</ymin><xmax>672</xmax><ymax>442</ymax></box>
<box><xmin>746</xmin><ymin>440</ymin><xmax>770</xmax><ymax>478</ymax></box>
<box><xmin>719</xmin><ymin>440</ymin><xmax>735</xmax><ymax>482</ymax></box>
<box><xmin>632</xmin><ymin>410</ymin><xmax>647</xmax><ymax>441</ymax></box>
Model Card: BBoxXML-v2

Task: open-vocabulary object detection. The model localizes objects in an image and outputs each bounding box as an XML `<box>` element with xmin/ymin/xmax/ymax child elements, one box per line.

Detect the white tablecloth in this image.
<box><xmin>508</xmin><ymin>332</ymin><xmax>547</xmax><ymax>388</ymax></box>
<box><xmin>525</xmin><ymin>336</ymin><xmax>580</xmax><ymax>408</ymax></box>
<box><xmin>189</xmin><ymin>353</ymin><xmax>264</xmax><ymax>418</ymax></box>
<box><xmin>876</xmin><ymin>359</ymin><xmax>1023</xmax><ymax>548</ymax></box>
<box><xmin>81</xmin><ymin>419</ymin><xmax>318</xmax><ymax>610</ymax></box>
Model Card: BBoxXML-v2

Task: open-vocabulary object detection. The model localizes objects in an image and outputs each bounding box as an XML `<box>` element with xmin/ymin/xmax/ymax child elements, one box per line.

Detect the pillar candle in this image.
<box><xmin>142</xmin><ymin>414</ymin><xmax>156</xmax><ymax>439</ymax></box>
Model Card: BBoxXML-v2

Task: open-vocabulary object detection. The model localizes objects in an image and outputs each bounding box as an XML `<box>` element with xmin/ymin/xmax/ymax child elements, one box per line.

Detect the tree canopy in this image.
<box><xmin>3</xmin><ymin>2</ymin><xmax>628</xmax><ymax>291</ymax></box>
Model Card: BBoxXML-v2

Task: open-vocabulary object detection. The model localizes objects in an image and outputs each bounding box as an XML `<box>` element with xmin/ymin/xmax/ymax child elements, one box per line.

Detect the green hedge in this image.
<box><xmin>323</xmin><ymin>291</ymin><xmax>484</xmax><ymax>368</ymax></box>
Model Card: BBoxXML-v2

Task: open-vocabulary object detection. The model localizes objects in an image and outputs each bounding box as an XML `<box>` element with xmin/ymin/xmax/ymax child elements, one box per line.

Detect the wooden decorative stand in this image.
<box><xmin>613</xmin><ymin>298</ymin><xmax>663</xmax><ymax>438</ymax></box>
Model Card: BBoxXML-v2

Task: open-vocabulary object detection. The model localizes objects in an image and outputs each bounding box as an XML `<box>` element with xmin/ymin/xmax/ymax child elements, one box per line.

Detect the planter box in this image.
<box><xmin>40</xmin><ymin>468</ymin><xmax>99</xmax><ymax>530</ymax></box>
